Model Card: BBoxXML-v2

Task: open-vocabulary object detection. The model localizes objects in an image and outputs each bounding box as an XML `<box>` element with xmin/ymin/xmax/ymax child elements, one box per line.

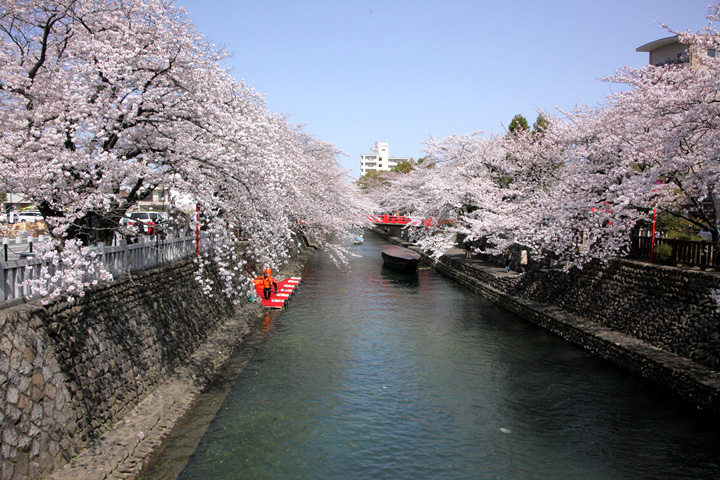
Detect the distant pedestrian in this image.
<box><xmin>147</xmin><ymin>219</ymin><xmax>156</xmax><ymax>240</ymax></box>
<box><xmin>503</xmin><ymin>249</ymin><xmax>511</xmax><ymax>273</ymax></box>
<box><xmin>464</xmin><ymin>238</ymin><xmax>472</xmax><ymax>259</ymax></box>
<box><xmin>520</xmin><ymin>249</ymin><xmax>528</xmax><ymax>274</ymax></box>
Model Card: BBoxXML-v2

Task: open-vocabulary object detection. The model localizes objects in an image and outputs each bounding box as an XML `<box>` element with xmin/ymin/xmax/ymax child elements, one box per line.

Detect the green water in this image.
<box><xmin>143</xmin><ymin>232</ymin><xmax>720</xmax><ymax>480</ymax></box>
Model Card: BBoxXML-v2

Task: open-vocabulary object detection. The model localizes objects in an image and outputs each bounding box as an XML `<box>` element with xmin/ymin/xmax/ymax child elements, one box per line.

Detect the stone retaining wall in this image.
<box><xmin>0</xmin><ymin>259</ymin><xmax>246</xmax><ymax>480</ymax></box>
<box><xmin>458</xmin><ymin>257</ymin><xmax>720</xmax><ymax>372</ymax></box>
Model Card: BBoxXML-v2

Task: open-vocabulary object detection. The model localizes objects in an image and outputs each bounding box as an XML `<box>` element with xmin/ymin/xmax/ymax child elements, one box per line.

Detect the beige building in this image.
<box><xmin>636</xmin><ymin>35</ymin><xmax>716</xmax><ymax>68</ymax></box>
<box><xmin>360</xmin><ymin>141</ymin><xmax>410</xmax><ymax>176</ymax></box>
<box><xmin>2</xmin><ymin>193</ymin><xmax>33</xmax><ymax>214</ymax></box>
<box><xmin>136</xmin><ymin>187</ymin><xmax>171</xmax><ymax>212</ymax></box>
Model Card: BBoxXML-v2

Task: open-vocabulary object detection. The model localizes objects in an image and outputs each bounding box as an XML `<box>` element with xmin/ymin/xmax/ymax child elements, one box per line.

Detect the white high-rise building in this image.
<box><xmin>360</xmin><ymin>141</ymin><xmax>410</xmax><ymax>176</ymax></box>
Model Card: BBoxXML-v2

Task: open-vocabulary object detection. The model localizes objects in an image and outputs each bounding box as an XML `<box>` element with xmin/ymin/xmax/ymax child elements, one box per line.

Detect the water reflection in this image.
<box><xmin>260</xmin><ymin>312</ymin><xmax>275</xmax><ymax>334</ymax></box>
<box><xmin>380</xmin><ymin>263</ymin><xmax>419</xmax><ymax>285</ymax></box>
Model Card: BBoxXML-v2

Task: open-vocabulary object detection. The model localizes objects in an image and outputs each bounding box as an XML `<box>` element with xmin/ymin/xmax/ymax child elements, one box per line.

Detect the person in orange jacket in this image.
<box><xmin>261</xmin><ymin>268</ymin><xmax>278</xmax><ymax>300</ymax></box>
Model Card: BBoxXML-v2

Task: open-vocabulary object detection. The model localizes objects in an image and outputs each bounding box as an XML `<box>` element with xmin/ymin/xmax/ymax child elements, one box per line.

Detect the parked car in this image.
<box><xmin>121</xmin><ymin>211</ymin><xmax>164</xmax><ymax>233</ymax></box>
<box><xmin>18</xmin><ymin>210</ymin><xmax>43</xmax><ymax>223</ymax></box>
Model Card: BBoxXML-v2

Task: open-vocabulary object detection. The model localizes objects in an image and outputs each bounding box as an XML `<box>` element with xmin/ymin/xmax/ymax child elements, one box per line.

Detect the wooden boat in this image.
<box><xmin>380</xmin><ymin>244</ymin><xmax>421</xmax><ymax>273</ymax></box>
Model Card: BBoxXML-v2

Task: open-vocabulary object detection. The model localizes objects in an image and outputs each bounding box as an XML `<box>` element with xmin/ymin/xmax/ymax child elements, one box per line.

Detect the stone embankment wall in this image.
<box><xmin>0</xmin><ymin>258</ymin><xmax>252</xmax><ymax>480</ymax></box>
<box><xmin>454</xmin><ymin>256</ymin><xmax>720</xmax><ymax>371</ymax></box>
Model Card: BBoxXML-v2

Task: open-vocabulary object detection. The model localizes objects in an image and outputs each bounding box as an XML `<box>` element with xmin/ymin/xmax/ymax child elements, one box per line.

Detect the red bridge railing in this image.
<box><xmin>366</xmin><ymin>215</ymin><xmax>453</xmax><ymax>230</ymax></box>
<box><xmin>366</xmin><ymin>215</ymin><xmax>413</xmax><ymax>225</ymax></box>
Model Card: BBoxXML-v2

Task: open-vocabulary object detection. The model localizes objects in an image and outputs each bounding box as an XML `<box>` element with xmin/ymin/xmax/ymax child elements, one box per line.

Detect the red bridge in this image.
<box><xmin>366</xmin><ymin>214</ymin><xmax>413</xmax><ymax>225</ymax></box>
<box><xmin>366</xmin><ymin>215</ymin><xmax>452</xmax><ymax>229</ymax></box>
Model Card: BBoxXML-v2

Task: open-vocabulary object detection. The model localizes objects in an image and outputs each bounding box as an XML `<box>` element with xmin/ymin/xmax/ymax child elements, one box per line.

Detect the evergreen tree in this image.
<box><xmin>532</xmin><ymin>115</ymin><xmax>549</xmax><ymax>135</ymax></box>
<box><xmin>508</xmin><ymin>114</ymin><xmax>529</xmax><ymax>133</ymax></box>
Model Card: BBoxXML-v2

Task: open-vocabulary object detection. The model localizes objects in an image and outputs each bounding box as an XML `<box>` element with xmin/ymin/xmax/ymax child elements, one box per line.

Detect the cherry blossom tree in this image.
<box><xmin>598</xmin><ymin>42</ymin><xmax>720</xmax><ymax>247</ymax></box>
<box><xmin>377</xmin><ymin>3</ymin><xmax>720</xmax><ymax>273</ymax></box>
<box><xmin>504</xmin><ymin>113</ymin><xmax>650</xmax><ymax>267</ymax></box>
<box><xmin>0</xmin><ymin>0</ymin><xmax>222</xmax><ymax>242</ymax></box>
<box><xmin>389</xmin><ymin>132</ymin><xmax>515</xmax><ymax>255</ymax></box>
<box><xmin>0</xmin><ymin>0</ymin><xmax>368</xmax><ymax>299</ymax></box>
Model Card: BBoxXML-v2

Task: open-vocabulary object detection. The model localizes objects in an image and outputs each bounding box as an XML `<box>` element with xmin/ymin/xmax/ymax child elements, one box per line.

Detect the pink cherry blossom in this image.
<box><xmin>0</xmin><ymin>0</ymin><xmax>369</xmax><ymax>299</ymax></box>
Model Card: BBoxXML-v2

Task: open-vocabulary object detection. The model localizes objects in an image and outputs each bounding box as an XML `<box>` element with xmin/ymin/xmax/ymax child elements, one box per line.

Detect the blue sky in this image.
<box><xmin>175</xmin><ymin>0</ymin><xmax>714</xmax><ymax>178</ymax></box>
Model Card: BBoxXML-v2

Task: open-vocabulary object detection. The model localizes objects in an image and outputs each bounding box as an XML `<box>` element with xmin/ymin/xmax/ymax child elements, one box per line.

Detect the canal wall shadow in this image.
<box><xmin>373</xmin><ymin>228</ymin><xmax>720</xmax><ymax>417</ymax></box>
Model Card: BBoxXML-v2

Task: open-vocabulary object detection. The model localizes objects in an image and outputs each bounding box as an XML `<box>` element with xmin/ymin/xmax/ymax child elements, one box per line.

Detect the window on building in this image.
<box><xmin>708</xmin><ymin>48</ymin><xmax>717</xmax><ymax>58</ymax></box>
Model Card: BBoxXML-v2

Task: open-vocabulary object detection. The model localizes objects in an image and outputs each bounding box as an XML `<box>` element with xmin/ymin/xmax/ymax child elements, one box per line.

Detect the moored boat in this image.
<box><xmin>380</xmin><ymin>244</ymin><xmax>421</xmax><ymax>273</ymax></box>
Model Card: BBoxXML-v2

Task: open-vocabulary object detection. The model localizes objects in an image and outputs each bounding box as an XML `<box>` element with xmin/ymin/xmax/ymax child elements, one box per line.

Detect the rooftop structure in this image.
<box><xmin>636</xmin><ymin>35</ymin><xmax>716</xmax><ymax>68</ymax></box>
<box><xmin>360</xmin><ymin>141</ymin><xmax>410</xmax><ymax>176</ymax></box>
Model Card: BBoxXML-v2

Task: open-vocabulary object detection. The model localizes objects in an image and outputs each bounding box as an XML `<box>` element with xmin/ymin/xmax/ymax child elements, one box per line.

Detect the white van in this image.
<box><xmin>18</xmin><ymin>210</ymin><xmax>44</xmax><ymax>223</ymax></box>
<box><xmin>121</xmin><ymin>211</ymin><xmax>163</xmax><ymax>232</ymax></box>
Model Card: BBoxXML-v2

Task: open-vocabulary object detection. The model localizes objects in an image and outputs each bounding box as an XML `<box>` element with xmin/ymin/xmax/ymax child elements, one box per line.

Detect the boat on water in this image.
<box><xmin>354</xmin><ymin>235</ymin><xmax>364</xmax><ymax>245</ymax></box>
<box><xmin>380</xmin><ymin>244</ymin><xmax>421</xmax><ymax>273</ymax></box>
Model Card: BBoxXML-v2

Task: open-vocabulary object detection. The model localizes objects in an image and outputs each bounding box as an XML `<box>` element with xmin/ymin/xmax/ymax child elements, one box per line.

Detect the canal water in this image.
<box><xmin>143</xmin><ymin>232</ymin><xmax>720</xmax><ymax>480</ymax></box>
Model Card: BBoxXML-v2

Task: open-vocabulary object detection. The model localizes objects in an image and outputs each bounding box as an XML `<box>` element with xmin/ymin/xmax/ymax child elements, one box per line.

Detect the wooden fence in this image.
<box><xmin>0</xmin><ymin>235</ymin><xmax>204</xmax><ymax>306</ymax></box>
<box><xmin>629</xmin><ymin>235</ymin><xmax>718</xmax><ymax>269</ymax></box>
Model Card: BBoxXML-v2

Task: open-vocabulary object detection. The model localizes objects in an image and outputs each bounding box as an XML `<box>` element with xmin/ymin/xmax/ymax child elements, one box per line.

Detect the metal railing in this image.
<box><xmin>0</xmin><ymin>235</ymin><xmax>203</xmax><ymax>306</ymax></box>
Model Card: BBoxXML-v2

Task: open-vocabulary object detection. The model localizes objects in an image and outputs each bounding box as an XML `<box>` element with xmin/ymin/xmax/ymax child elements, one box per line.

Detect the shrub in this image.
<box><xmin>654</xmin><ymin>243</ymin><xmax>674</xmax><ymax>265</ymax></box>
